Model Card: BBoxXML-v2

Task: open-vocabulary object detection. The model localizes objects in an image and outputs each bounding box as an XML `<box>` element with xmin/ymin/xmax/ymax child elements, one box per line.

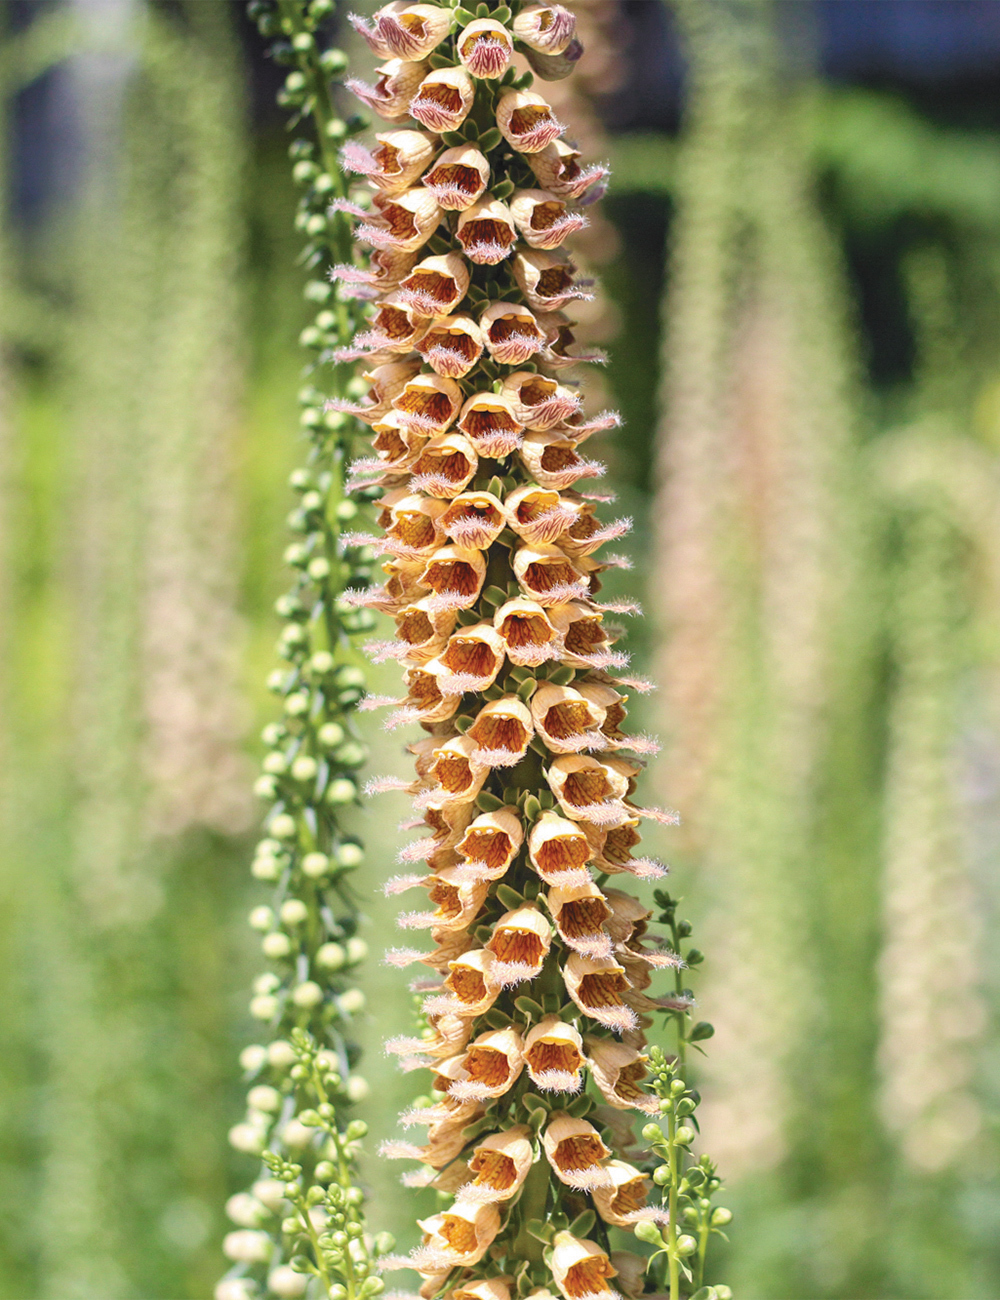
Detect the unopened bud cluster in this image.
<box><xmin>221</xmin><ymin>2</ymin><xmax>384</xmax><ymax>1297</ymax></box>
<box><xmin>311</xmin><ymin>4</ymin><xmax>725</xmax><ymax>1300</ymax></box>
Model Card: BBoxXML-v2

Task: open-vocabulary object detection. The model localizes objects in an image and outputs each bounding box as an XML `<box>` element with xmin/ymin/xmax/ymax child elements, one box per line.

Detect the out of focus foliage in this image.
<box><xmin>1</xmin><ymin>1</ymin><xmax>999</xmax><ymax>1298</ymax></box>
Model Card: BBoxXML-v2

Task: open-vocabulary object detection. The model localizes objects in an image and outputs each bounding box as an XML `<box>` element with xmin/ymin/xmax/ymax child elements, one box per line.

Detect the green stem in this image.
<box><xmin>666</xmin><ymin>1112</ymin><xmax>680</xmax><ymax>1300</ymax></box>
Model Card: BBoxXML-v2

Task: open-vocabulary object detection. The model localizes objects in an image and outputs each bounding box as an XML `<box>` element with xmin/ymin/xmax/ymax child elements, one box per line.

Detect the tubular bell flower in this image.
<box><xmin>322</xmin><ymin>12</ymin><xmax>727</xmax><ymax>1300</ymax></box>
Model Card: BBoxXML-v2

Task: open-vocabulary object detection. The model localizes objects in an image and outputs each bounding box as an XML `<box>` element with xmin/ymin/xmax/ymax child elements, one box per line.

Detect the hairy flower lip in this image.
<box><xmin>584</xmin><ymin>1038</ymin><xmax>658</xmax><ymax>1113</ymax></box>
<box><xmin>454</xmin><ymin>806</ymin><xmax>523</xmax><ymax>881</ymax></box>
<box><xmin>456</xmin><ymin>196</ymin><xmax>517</xmax><ymax>265</ymax></box>
<box><xmin>546</xmin><ymin>880</ymin><xmax>614</xmax><ymax>959</ymax></box>
<box><xmin>467</xmin><ymin>696</ymin><xmax>534</xmax><ymax>768</ymax></box>
<box><xmin>551</xmin><ymin>1231</ymin><xmax>620</xmax><ymax>1300</ymax></box>
<box><xmin>447</xmin><ymin>1026</ymin><xmax>526</xmax><ymax>1100</ymax></box>
<box><xmin>452</xmin><ymin>1279</ymin><xmax>515</xmax><ymax>1300</ymax></box>
<box><xmin>457</xmin><ymin>392</ymin><xmax>525</xmax><ymax>457</ymax></box>
<box><xmin>564</xmin><ymin>952</ymin><xmax>637</xmax><ymax>1033</ymax></box>
<box><xmin>479</xmin><ymin>301</ymin><xmax>546</xmax><ymax>366</ymax></box>
<box><xmin>392</xmin><ymin>373</ymin><xmax>463</xmax><ymax>436</ymax></box>
<box><xmin>543</xmin><ymin>1114</ymin><xmax>614</xmax><ymax>1189</ymax></box>
<box><xmin>423</xmin><ymin>144</ymin><xmax>491</xmax><ymax>211</ymax></box>
<box><xmin>414</xmin><ymin>1199</ymin><xmax>502</xmax><ymax>1267</ymax></box>
<box><xmin>409</xmin><ymin>435</ymin><xmax>479</xmax><ymax>500</ymax></box>
<box><xmin>500</xmin><ymin>370</ymin><xmax>582</xmax><ymax>432</ymax></box>
<box><xmin>531</xmin><ymin>682</ymin><xmax>606</xmax><ymax>753</ymax></box>
<box><xmin>513</xmin><ymin>543</ymin><xmax>590</xmax><ymax>607</ymax></box>
<box><xmin>512</xmin><ymin>3</ymin><xmax>577</xmax><ymax>54</ymax></box>
<box><xmin>486</xmin><ymin>904</ymin><xmax>553</xmax><ymax>984</ymax></box>
<box><xmin>399</xmin><ymin>252</ymin><xmax>472</xmax><ymax>317</ymax></box>
<box><xmin>511</xmin><ymin>188</ymin><xmax>587</xmax><ymax>249</ymax></box>
<box><xmin>345</xmin><ymin>57</ymin><xmax>429</xmax><ymax>121</ymax></box>
<box><xmin>349</xmin><ymin>3</ymin><xmax>451</xmax><ymax>60</ymax></box>
<box><xmin>528</xmin><ymin>139</ymin><xmax>609</xmax><ymax>201</ymax></box>
<box><xmin>416</xmin><ymin>317</ymin><xmax>486</xmax><ymax>379</ymax></box>
<box><xmin>457</xmin><ymin>19</ymin><xmax>515</xmax><ymax>79</ymax></box>
<box><xmin>497</xmin><ymin>90</ymin><xmax>565</xmax><ymax>154</ymax></box>
<box><xmin>438</xmin><ymin>491</ymin><xmax>509</xmax><ymax>550</ymax></box>
<box><xmin>519</xmin><ymin>430</ymin><xmax>603</xmax><ymax>490</ymax></box>
<box><xmin>439</xmin><ymin>948</ymin><xmax>502</xmax><ymax>1016</ymax></box>
<box><xmin>426</xmin><ymin>621</ymin><xmax>506</xmax><ymax>694</ymax></box>
<box><xmin>524</xmin><ymin>1015</ymin><xmax>587</xmax><ymax>1092</ymax></box>
<box><xmin>410</xmin><ymin>66</ymin><xmax>476</xmax><ymax>133</ymax></box>
<box><xmin>528</xmin><ymin>810</ymin><xmax>594</xmax><ymax>886</ymax></box>
<box><xmin>341</xmin><ymin>129</ymin><xmax>438</xmax><ymax>193</ymax></box>
<box><xmin>513</xmin><ymin>248</ymin><xmax>592</xmax><ymax>312</ymax></box>
<box><xmin>505</xmin><ymin>484</ymin><xmax>579</xmax><ymax>548</ymax></box>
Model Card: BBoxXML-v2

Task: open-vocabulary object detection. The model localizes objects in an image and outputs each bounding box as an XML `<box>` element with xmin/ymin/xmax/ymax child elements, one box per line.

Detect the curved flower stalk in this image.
<box><xmin>220</xmin><ymin>3</ymin><xmax>392</xmax><ymax>1297</ymax></box>
<box><xmin>323</xmin><ymin>5</ymin><xmax>728</xmax><ymax>1299</ymax></box>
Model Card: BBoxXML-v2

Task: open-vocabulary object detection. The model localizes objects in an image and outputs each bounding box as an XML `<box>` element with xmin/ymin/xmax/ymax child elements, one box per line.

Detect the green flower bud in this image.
<box><xmin>338</xmin><ymin>988</ymin><xmax>365</xmax><ymax>1014</ymax></box>
<box><xmin>250</xmin><ymin>994</ymin><xmax>279</xmax><ymax>1021</ymax></box>
<box><xmin>263</xmin><ymin>753</ymin><xmax>288</xmax><ymax>775</ymax></box>
<box><xmin>314</xmin><ymin>1161</ymin><xmax>336</xmax><ymax>1182</ymax></box>
<box><xmin>284</xmin><ymin>692</ymin><xmax>309</xmax><ymax>716</ymax></box>
<box><xmin>268</xmin><ymin>1040</ymin><xmax>297</xmax><ymax>1068</ymax></box>
<box><xmin>254</xmin><ymin>972</ymin><xmax>281</xmax><ymax>995</ymax></box>
<box><xmin>333</xmin><ymin>665</ymin><xmax>365</xmax><ymax>689</ymax></box>
<box><xmin>318</xmin><ymin>722</ymin><xmax>345</xmax><ymax>748</ymax></box>
<box><xmin>336</xmin><ymin>500</ymin><xmax>358</xmax><ymax>522</ymax></box>
<box><xmin>652</xmin><ymin>1166</ymin><xmax>670</xmax><ymax>1186</ymax></box>
<box><xmin>290</xmin><ymin>755</ymin><xmax>318</xmax><ymax>782</ymax></box>
<box><xmin>326</xmin><ymin>777</ymin><xmax>357</xmax><ymax>804</ymax></box>
<box><xmin>292</xmin><ymin>160</ymin><xmax>319</xmax><ymax>184</ymax></box>
<box><xmin>239</xmin><ymin>1044</ymin><xmax>267</xmax><ymax>1072</ymax></box>
<box><xmin>262</xmin><ymin>932</ymin><xmax>292</xmax><ymax>959</ymax></box>
<box><xmin>250</xmin><ymin>852</ymin><xmax>280</xmax><ymax>880</ymax></box>
<box><xmin>249</xmin><ymin>906</ymin><xmax>275</xmax><ymax>932</ymax></box>
<box><xmin>271</xmin><ymin>813</ymin><xmax>298</xmax><ymax>839</ymax></box>
<box><xmin>280</xmin><ymin>899</ymin><xmax>308</xmax><ymax>926</ymax></box>
<box><xmin>346</xmin><ymin>1119</ymin><xmax>368</xmax><ymax>1141</ymax></box>
<box><xmin>310</xmin><ymin>651</ymin><xmax>335</xmax><ymax>675</ymax></box>
<box><xmin>289</xmin><ymin>467</ymin><xmax>312</xmax><ymax>490</ymax></box>
<box><xmin>292</xmin><ymin>980</ymin><xmax>323</xmax><ymax>1008</ymax></box>
<box><xmin>317</xmin><ymin>942</ymin><xmax>346</xmax><ymax>970</ymax></box>
<box><xmin>633</xmin><ymin>1220</ymin><xmax>663</xmax><ymax>1245</ymax></box>
<box><xmin>641</xmin><ymin>1123</ymin><xmax>664</xmax><ymax>1144</ymax></box>
<box><xmin>267</xmin><ymin>670</ymin><xmax>286</xmax><ymax>693</ymax></box>
<box><xmin>334</xmin><ymin>840</ymin><xmax>363</xmax><ymax>868</ymax></box>
<box><xmin>346</xmin><ymin>937</ymin><xmax>368</xmax><ymax>963</ymax></box>
<box><xmin>334</xmin><ymin>740</ymin><xmax>367</xmax><ymax>768</ymax></box>
<box><xmin>301</xmin><ymin>490</ymin><xmax>323</xmax><ymax>512</ymax></box>
<box><xmin>292</xmin><ymin>31</ymin><xmax>313</xmax><ymax>51</ymax></box>
<box><xmin>346</xmin><ymin>1075</ymin><xmax>370</xmax><ymax>1102</ymax></box>
<box><xmin>711</xmin><ymin>1207</ymin><xmax>733</xmax><ymax>1226</ymax></box>
<box><xmin>248</xmin><ymin>1085</ymin><xmax>282</xmax><ymax>1113</ymax></box>
<box><xmin>373</xmin><ymin>1232</ymin><xmax>396</xmax><ymax>1254</ymax></box>
<box><xmin>319</xmin><ymin>47</ymin><xmax>348</xmax><ymax>75</ymax></box>
<box><xmin>715</xmin><ymin>1287</ymin><xmax>733</xmax><ymax>1299</ymax></box>
<box><xmin>302</xmin><ymin>851</ymin><xmax>329</xmax><ymax>878</ymax></box>
<box><xmin>308</xmin><ymin>556</ymin><xmax>331</xmax><ymax>580</ymax></box>
<box><xmin>676</xmin><ymin>1234</ymin><xmax>697</xmax><ymax>1257</ymax></box>
<box><xmin>254</xmin><ymin>775</ymin><xmax>278</xmax><ymax>801</ymax></box>
<box><xmin>675</xmin><ymin>1125</ymin><xmax>695</xmax><ymax>1146</ymax></box>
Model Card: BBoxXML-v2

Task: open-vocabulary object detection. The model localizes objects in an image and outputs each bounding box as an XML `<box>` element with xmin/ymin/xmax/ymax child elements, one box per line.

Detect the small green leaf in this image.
<box><xmin>526</xmin><ymin>1219</ymin><xmax>554</xmax><ymax>1244</ymax></box>
<box><xmin>522</xmin><ymin>793</ymin><xmax>542</xmax><ymax>821</ymax></box>
<box><xmin>454</xmin><ymin>713</ymin><xmax>475</xmax><ymax>733</ymax></box>
<box><xmin>429</xmin><ymin>50</ymin><xmax>454</xmax><ymax>68</ymax></box>
<box><xmin>514</xmin><ymin>995</ymin><xmax>544</xmax><ymax>1020</ymax></box>
<box><xmin>497</xmin><ymin>883</ymin><xmax>524</xmax><ymax>910</ymax></box>
<box><xmin>493</xmin><ymin>5</ymin><xmax>512</xmax><ymax>21</ymax></box>
<box><xmin>483</xmin><ymin>1007</ymin><xmax>512</xmax><ymax>1029</ymax></box>
<box><xmin>454</xmin><ymin>7</ymin><xmax>476</xmax><ymax>24</ymax></box>
<box><xmin>475</xmin><ymin>2</ymin><xmax>490</xmax><ymax>16</ymax></box>
<box><xmin>517</xmin><ymin>678</ymin><xmax>538</xmax><ymax>704</ymax></box>
<box><xmin>566</xmin><ymin>1092</ymin><xmax>593</xmax><ymax>1119</ymax></box>
<box><xmin>464</xmin><ymin>118</ymin><xmax>480</xmax><ymax>140</ymax></box>
<box><xmin>548</xmin><ymin>664</ymin><xmax>576</xmax><ymax>686</ymax></box>
<box><xmin>568</xmin><ymin>1210</ymin><xmax>595</xmax><ymax>1238</ymax></box>
<box><xmin>486</xmin><ymin>476</ymin><xmax>505</xmax><ymax>498</ymax></box>
<box><xmin>493</xmin><ymin>178</ymin><xmax>515</xmax><ymax>200</ymax></box>
<box><xmin>442</xmin><ymin>130</ymin><xmax>466</xmax><ymax>147</ymax></box>
<box><xmin>688</xmin><ymin>1021</ymin><xmax>715</xmax><ymax>1042</ymax></box>
<box><xmin>482</xmin><ymin>584</ymin><xmax>508</xmax><ymax>607</ymax></box>
<box><xmin>478</xmin><ymin>127</ymin><xmax>502</xmax><ymax>151</ymax></box>
<box><xmin>476</xmin><ymin>790</ymin><xmax>504</xmax><ymax>813</ymax></box>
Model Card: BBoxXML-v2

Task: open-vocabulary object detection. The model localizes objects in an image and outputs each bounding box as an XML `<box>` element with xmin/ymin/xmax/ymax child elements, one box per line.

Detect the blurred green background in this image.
<box><xmin>3</xmin><ymin>0</ymin><xmax>1000</xmax><ymax>1297</ymax></box>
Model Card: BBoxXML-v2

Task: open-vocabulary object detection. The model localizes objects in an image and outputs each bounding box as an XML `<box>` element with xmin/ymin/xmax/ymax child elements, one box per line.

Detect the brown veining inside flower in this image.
<box><xmin>445</xmin><ymin>965</ymin><xmax>488</xmax><ymax>1003</ymax></box>
<box><xmin>511</xmin><ymin>105</ymin><xmax>556</xmax><ymax>137</ymax></box>
<box><xmin>374</xmin><ymin>426</ymin><xmax>408</xmax><ymax>460</ymax></box>
<box><xmin>373</xmin><ymin>141</ymin><xmax>403</xmax><ymax>177</ymax></box>
<box><xmin>527</xmin><ymin>1040</ymin><xmax>583</xmax><ymax>1076</ymax></box>
<box><xmin>398</xmin><ymin>609</ymin><xmax>435</xmax><ymax>645</ymax></box>
<box><xmin>560</xmin><ymin>898</ymin><xmax>610</xmax><ymax>939</ymax></box>
<box><xmin>426</xmin><ymin>162</ymin><xmax>482</xmax><ymax>196</ymax></box>
<box><xmin>381</xmin><ymin>202</ymin><xmax>420</xmax><ymax>239</ymax></box>
<box><xmin>431</xmin><ymin>754</ymin><xmax>476</xmax><ymax>794</ymax></box>
<box><xmin>463</xmin><ymin>1046</ymin><xmax>513</xmax><ymax>1089</ymax></box>
<box><xmin>442</xmin><ymin>639</ymin><xmax>500</xmax><ymax>677</ymax></box>
<box><xmin>405</xmin><ymin>269</ymin><xmax>458</xmax><ymax>307</ymax></box>
<box><xmin>562</xmin><ymin>769</ymin><xmax>613</xmax><ymax>806</ymax></box>
<box><xmin>469</xmin><ymin>1148</ymin><xmax>517</xmax><ymax>1191</ymax></box>
<box><xmin>537</xmin><ymin>265</ymin><xmax>575</xmax><ymax>297</ymax></box>
<box><xmin>488</xmin><ymin>929</ymin><xmax>545</xmax><ymax>966</ymax></box>
<box><xmin>409</xmin><ymin>670</ymin><xmax>443</xmax><ymax>706</ymax></box>
<box><xmin>563</xmin><ymin>1256</ymin><xmax>616</xmax><ymax>1298</ymax></box>
<box><xmin>611</xmin><ymin>1178</ymin><xmax>647</xmax><ymax>1216</ymax></box>
<box><xmin>519</xmin><ymin>375</ymin><xmax>558</xmax><ymax>407</ymax></box>
<box><xmin>458</xmin><ymin>219</ymin><xmax>516</xmax><ymax>259</ymax></box>
<box><xmin>535</xmin><ymin>834</ymin><xmax>589</xmax><ymax>874</ymax></box>
<box><xmin>566</xmin><ymin>515</ymin><xmax>600</xmax><ymax>544</ymax></box>
<box><xmin>578</xmin><ymin>970</ymin><xmax>629</xmax><ymax>1008</ymax></box>
<box><xmin>601</xmin><ymin>823</ymin><xmax>641</xmax><ymax>865</ymax></box>
<box><xmin>544</xmin><ymin>700</ymin><xmax>593</xmax><ymax>740</ymax></box>
<box><xmin>396</xmin><ymin>390</ymin><xmax>455</xmax><ymax>425</ymax></box>
<box><xmin>438</xmin><ymin>1215</ymin><xmax>477</xmax><ymax>1252</ymax></box>
<box><xmin>421</xmin><ymin>329</ymin><xmax>480</xmax><ymax>370</ymax></box>
<box><xmin>499</xmin><ymin>611</ymin><xmax>553</xmax><ymax>648</ymax></box>
<box><xmin>531</xmin><ymin>200</ymin><xmax>568</xmax><ymax>232</ymax></box>
<box><xmin>417</xmin><ymin>84</ymin><xmax>462</xmax><ymax>115</ymax></box>
<box><xmin>461</xmin><ymin>406</ymin><xmax>520</xmax><ymax>440</ymax></box>
<box><xmin>442</xmin><ymin>499</ymin><xmax>503</xmax><ymax>533</ymax></box>
<box><xmin>460</xmin><ymin>829</ymin><xmax>513</xmax><ymax>870</ymax></box>
<box><xmin>412</xmin><ymin>449</ymin><xmax>472</xmax><ymax>485</ymax></box>
<box><xmin>428</xmin><ymin>880</ymin><xmax>462</xmax><ymax>918</ymax></box>
<box><xmin>488</xmin><ymin>315</ymin><xmax>543</xmax><ymax>346</ymax></box>
<box><xmin>374</xmin><ymin>304</ymin><xmax>415</xmax><ymax>341</ymax></box>
<box><xmin>470</xmin><ymin>716</ymin><xmax>529</xmax><ymax>754</ymax></box>
<box><xmin>392</xmin><ymin>513</ymin><xmax>437</xmax><ymax>549</ymax></box>
<box><xmin>564</xmin><ymin>618</ymin><xmax>604</xmax><ymax>655</ymax></box>
<box><xmin>540</xmin><ymin>444</ymin><xmax>580</xmax><ymax>473</ymax></box>
<box><xmin>613</xmin><ymin>1058</ymin><xmax>649</xmax><ymax>1102</ymax></box>
<box><xmin>553</xmin><ymin>1133</ymin><xmax>607</xmax><ymax>1173</ymax></box>
<box><xmin>524</xmin><ymin>559</ymin><xmax>579</xmax><ymax>593</ymax></box>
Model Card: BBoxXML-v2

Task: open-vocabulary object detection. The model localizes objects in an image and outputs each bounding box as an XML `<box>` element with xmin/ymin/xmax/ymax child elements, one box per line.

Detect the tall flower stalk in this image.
<box><xmin>300</xmin><ymin>4</ymin><xmax>731</xmax><ymax>1299</ymax></box>
<box><xmin>220</xmin><ymin>3</ymin><xmax>392</xmax><ymax>1297</ymax></box>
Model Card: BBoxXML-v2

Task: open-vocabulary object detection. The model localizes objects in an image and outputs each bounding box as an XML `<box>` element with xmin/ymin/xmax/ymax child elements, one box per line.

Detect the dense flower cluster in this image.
<box><xmin>324</xmin><ymin>4</ymin><xmax>720</xmax><ymax>1299</ymax></box>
